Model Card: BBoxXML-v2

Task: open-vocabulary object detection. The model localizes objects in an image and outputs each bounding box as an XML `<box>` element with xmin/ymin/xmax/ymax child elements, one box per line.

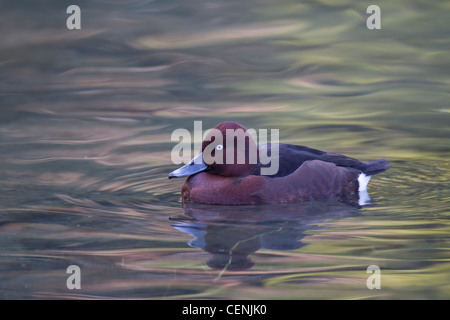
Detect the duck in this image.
<box><xmin>169</xmin><ymin>121</ymin><xmax>390</xmax><ymax>205</ymax></box>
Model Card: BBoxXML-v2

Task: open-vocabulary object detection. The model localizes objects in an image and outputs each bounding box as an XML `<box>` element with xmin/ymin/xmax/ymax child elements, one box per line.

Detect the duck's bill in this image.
<box><xmin>168</xmin><ymin>152</ymin><xmax>208</xmax><ymax>179</ymax></box>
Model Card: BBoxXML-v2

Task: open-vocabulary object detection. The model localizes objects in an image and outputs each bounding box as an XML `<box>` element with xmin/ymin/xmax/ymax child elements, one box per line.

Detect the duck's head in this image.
<box><xmin>169</xmin><ymin>121</ymin><xmax>258</xmax><ymax>179</ymax></box>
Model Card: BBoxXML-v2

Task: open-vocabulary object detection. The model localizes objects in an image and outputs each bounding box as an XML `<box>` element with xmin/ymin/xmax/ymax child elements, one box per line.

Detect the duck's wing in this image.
<box><xmin>257</xmin><ymin>143</ymin><xmax>390</xmax><ymax>178</ymax></box>
<box><xmin>257</xmin><ymin>144</ymin><xmax>326</xmax><ymax>177</ymax></box>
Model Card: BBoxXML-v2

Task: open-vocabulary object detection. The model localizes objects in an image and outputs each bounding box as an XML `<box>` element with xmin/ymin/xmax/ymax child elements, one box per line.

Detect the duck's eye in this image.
<box><xmin>216</xmin><ymin>144</ymin><xmax>223</xmax><ymax>151</ymax></box>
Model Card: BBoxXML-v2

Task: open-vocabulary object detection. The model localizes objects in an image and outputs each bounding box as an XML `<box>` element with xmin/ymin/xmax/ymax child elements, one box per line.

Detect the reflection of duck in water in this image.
<box><xmin>172</xmin><ymin>201</ymin><xmax>361</xmax><ymax>271</ymax></box>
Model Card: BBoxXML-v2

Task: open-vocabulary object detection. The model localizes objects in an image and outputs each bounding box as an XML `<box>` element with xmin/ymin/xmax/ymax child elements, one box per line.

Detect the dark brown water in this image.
<box><xmin>0</xmin><ymin>0</ymin><xmax>449</xmax><ymax>299</ymax></box>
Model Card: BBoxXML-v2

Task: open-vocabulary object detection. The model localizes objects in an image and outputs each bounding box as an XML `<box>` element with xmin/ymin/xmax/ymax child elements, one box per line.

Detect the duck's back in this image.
<box><xmin>256</xmin><ymin>143</ymin><xmax>390</xmax><ymax>178</ymax></box>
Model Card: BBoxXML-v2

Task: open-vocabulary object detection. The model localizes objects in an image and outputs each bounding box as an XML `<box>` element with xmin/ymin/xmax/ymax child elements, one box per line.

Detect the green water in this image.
<box><xmin>0</xmin><ymin>0</ymin><xmax>449</xmax><ymax>299</ymax></box>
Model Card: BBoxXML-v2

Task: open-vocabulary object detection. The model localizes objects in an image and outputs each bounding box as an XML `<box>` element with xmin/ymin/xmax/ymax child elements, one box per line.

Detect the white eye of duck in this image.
<box><xmin>216</xmin><ymin>144</ymin><xmax>223</xmax><ymax>151</ymax></box>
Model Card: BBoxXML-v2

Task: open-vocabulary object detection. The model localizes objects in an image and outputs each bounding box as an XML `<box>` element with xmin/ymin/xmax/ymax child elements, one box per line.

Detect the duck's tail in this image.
<box><xmin>361</xmin><ymin>159</ymin><xmax>391</xmax><ymax>176</ymax></box>
<box><xmin>357</xmin><ymin>159</ymin><xmax>390</xmax><ymax>192</ymax></box>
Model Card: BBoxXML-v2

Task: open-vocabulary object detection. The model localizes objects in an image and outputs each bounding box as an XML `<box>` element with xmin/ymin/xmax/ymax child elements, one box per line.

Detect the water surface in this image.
<box><xmin>0</xmin><ymin>0</ymin><xmax>449</xmax><ymax>299</ymax></box>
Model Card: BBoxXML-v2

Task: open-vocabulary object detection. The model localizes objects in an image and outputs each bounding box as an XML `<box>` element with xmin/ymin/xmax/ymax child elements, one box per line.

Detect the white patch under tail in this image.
<box><xmin>358</xmin><ymin>173</ymin><xmax>371</xmax><ymax>192</ymax></box>
<box><xmin>358</xmin><ymin>189</ymin><xmax>371</xmax><ymax>206</ymax></box>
